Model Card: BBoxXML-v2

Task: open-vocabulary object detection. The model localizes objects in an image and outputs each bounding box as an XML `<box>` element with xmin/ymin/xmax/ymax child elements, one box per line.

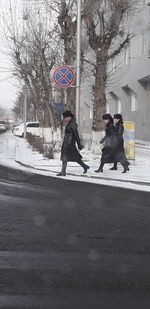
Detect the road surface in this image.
<box><xmin>0</xmin><ymin>131</ymin><xmax>150</xmax><ymax>308</ymax></box>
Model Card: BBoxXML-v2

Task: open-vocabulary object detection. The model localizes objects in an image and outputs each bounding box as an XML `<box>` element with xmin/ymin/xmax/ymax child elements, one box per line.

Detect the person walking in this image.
<box><xmin>95</xmin><ymin>114</ymin><xmax>118</xmax><ymax>173</ymax></box>
<box><xmin>110</xmin><ymin>114</ymin><xmax>130</xmax><ymax>172</ymax></box>
<box><xmin>57</xmin><ymin>110</ymin><xmax>89</xmax><ymax>176</ymax></box>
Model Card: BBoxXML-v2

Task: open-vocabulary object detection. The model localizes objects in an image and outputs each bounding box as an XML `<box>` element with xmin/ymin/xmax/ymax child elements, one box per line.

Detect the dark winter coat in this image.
<box><xmin>100</xmin><ymin>122</ymin><xmax>118</xmax><ymax>163</ymax></box>
<box><xmin>114</xmin><ymin>121</ymin><xmax>128</xmax><ymax>163</ymax></box>
<box><xmin>61</xmin><ymin>118</ymin><xmax>82</xmax><ymax>162</ymax></box>
<box><xmin>114</xmin><ymin>121</ymin><xmax>124</xmax><ymax>152</ymax></box>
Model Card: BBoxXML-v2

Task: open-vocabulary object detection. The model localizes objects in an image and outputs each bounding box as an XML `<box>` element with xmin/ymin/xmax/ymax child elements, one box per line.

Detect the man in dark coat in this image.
<box><xmin>57</xmin><ymin>111</ymin><xmax>89</xmax><ymax>176</ymax></box>
<box><xmin>110</xmin><ymin>114</ymin><xmax>130</xmax><ymax>172</ymax></box>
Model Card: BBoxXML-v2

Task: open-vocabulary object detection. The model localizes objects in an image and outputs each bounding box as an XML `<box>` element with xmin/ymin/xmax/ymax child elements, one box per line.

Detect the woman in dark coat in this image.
<box><xmin>110</xmin><ymin>114</ymin><xmax>130</xmax><ymax>172</ymax></box>
<box><xmin>57</xmin><ymin>111</ymin><xmax>89</xmax><ymax>176</ymax></box>
<box><xmin>95</xmin><ymin>114</ymin><xmax>129</xmax><ymax>173</ymax></box>
<box><xmin>95</xmin><ymin>114</ymin><xmax>118</xmax><ymax>173</ymax></box>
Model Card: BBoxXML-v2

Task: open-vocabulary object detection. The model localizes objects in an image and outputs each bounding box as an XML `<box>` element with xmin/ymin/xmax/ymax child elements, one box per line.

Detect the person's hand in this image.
<box><xmin>78</xmin><ymin>144</ymin><xmax>83</xmax><ymax>150</ymax></box>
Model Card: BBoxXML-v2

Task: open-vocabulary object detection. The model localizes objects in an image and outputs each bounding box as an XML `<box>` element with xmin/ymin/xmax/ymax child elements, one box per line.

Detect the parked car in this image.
<box><xmin>0</xmin><ymin>120</ymin><xmax>7</xmax><ymax>132</ymax></box>
<box><xmin>13</xmin><ymin>122</ymin><xmax>40</xmax><ymax>137</ymax></box>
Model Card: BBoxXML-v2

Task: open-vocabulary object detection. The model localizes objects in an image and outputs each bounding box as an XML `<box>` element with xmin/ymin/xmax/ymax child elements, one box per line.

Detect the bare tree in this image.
<box><xmin>11</xmin><ymin>90</ymin><xmax>24</xmax><ymax>121</ymax></box>
<box><xmin>83</xmin><ymin>0</ymin><xmax>133</xmax><ymax>131</ymax></box>
<box><xmin>57</xmin><ymin>1</ymin><xmax>77</xmax><ymax>113</ymax></box>
<box><xmin>12</xmin><ymin>88</ymin><xmax>39</xmax><ymax>123</ymax></box>
<box><xmin>44</xmin><ymin>0</ymin><xmax>85</xmax><ymax>114</ymax></box>
<box><xmin>1</xmin><ymin>0</ymin><xmax>60</xmax><ymax>131</ymax></box>
<box><xmin>1</xmin><ymin>0</ymin><xmax>136</xmax><ymax>138</ymax></box>
<box><xmin>43</xmin><ymin>0</ymin><xmax>77</xmax><ymax>113</ymax></box>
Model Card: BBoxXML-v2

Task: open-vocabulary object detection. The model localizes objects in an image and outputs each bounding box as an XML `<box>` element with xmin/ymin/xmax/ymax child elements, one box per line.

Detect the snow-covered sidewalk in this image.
<box><xmin>14</xmin><ymin>134</ymin><xmax>150</xmax><ymax>192</ymax></box>
<box><xmin>0</xmin><ymin>131</ymin><xmax>149</xmax><ymax>192</ymax></box>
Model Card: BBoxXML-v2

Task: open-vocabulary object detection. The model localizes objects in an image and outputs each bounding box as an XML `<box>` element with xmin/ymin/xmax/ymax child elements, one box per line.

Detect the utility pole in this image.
<box><xmin>24</xmin><ymin>86</ymin><xmax>27</xmax><ymax>138</ymax></box>
<box><xmin>76</xmin><ymin>0</ymin><xmax>81</xmax><ymax>131</ymax></box>
<box><xmin>23</xmin><ymin>0</ymin><xmax>28</xmax><ymax>138</ymax></box>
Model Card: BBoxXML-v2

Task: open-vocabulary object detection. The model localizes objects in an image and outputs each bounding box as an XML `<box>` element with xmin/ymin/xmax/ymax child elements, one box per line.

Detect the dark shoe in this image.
<box><xmin>122</xmin><ymin>160</ymin><xmax>130</xmax><ymax>173</ymax></box>
<box><xmin>122</xmin><ymin>167</ymin><xmax>129</xmax><ymax>173</ymax></box>
<box><xmin>83</xmin><ymin>165</ymin><xmax>89</xmax><ymax>174</ymax></box>
<box><xmin>57</xmin><ymin>172</ymin><xmax>66</xmax><ymax>176</ymax></box>
<box><xmin>127</xmin><ymin>162</ymin><xmax>130</xmax><ymax>171</ymax></box>
<box><xmin>110</xmin><ymin>166</ymin><xmax>118</xmax><ymax>170</ymax></box>
<box><xmin>95</xmin><ymin>168</ymin><xmax>103</xmax><ymax>173</ymax></box>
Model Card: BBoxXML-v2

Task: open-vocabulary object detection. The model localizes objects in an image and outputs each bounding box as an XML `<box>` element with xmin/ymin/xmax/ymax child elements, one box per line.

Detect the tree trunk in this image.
<box><xmin>45</xmin><ymin>101</ymin><xmax>57</xmax><ymax>131</ymax></box>
<box><xmin>66</xmin><ymin>87</ymin><xmax>76</xmax><ymax>114</ymax></box>
<box><xmin>93</xmin><ymin>50</ymin><xmax>107</xmax><ymax>131</ymax></box>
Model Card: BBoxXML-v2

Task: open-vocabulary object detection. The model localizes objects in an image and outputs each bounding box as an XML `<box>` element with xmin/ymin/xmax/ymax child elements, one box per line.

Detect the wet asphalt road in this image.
<box><xmin>0</xmin><ymin>165</ymin><xmax>150</xmax><ymax>308</ymax></box>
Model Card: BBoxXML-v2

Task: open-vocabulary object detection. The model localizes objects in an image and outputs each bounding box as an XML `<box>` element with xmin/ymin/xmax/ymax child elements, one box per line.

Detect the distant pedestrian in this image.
<box><xmin>95</xmin><ymin>114</ymin><xmax>118</xmax><ymax>173</ymax></box>
<box><xmin>57</xmin><ymin>111</ymin><xmax>89</xmax><ymax>177</ymax></box>
<box><xmin>110</xmin><ymin>114</ymin><xmax>130</xmax><ymax>172</ymax></box>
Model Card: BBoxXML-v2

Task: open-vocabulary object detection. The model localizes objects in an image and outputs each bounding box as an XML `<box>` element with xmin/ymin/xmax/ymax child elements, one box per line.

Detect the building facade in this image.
<box><xmin>107</xmin><ymin>0</ymin><xmax>150</xmax><ymax>141</ymax></box>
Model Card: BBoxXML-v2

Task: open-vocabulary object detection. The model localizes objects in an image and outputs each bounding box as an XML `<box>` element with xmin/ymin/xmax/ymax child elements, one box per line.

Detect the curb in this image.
<box><xmin>135</xmin><ymin>145</ymin><xmax>150</xmax><ymax>150</ymax></box>
<box><xmin>135</xmin><ymin>142</ymin><xmax>150</xmax><ymax>150</ymax></box>
<box><xmin>15</xmin><ymin>159</ymin><xmax>150</xmax><ymax>188</ymax></box>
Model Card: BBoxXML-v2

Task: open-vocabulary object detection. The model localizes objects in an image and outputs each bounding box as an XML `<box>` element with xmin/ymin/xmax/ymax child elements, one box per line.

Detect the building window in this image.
<box><xmin>131</xmin><ymin>91</ymin><xmax>137</xmax><ymax>111</ymax></box>
<box><xmin>145</xmin><ymin>0</ymin><xmax>150</xmax><ymax>6</ymax></box>
<box><xmin>125</xmin><ymin>48</ymin><xmax>130</xmax><ymax>65</ymax></box>
<box><xmin>90</xmin><ymin>108</ymin><xmax>93</xmax><ymax>119</ymax></box>
<box><xmin>106</xmin><ymin>103</ymin><xmax>110</xmax><ymax>113</ymax></box>
<box><xmin>112</xmin><ymin>59</ymin><xmax>116</xmax><ymax>73</ymax></box>
<box><xmin>109</xmin><ymin>92</ymin><xmax>121</xmax><ymax>113</ymax></box>
<box><xmin>142</xmin><ymin>32</ymin><xmax>149</xmax><ymax>55</ymax></box>
<box><xmin>118</xmin><ymin>99</ymin><xmax>122</xmax><ymax>113</ymax></box>
<box><xmin>83</xmin><ymin>111</ymin><xmax>86</xmax><ymax>121</ymax></box>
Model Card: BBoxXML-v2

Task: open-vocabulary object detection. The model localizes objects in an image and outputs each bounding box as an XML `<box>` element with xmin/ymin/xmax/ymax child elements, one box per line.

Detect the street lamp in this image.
<box><xmin>76</xmin><ymin>0</ymin><xmax>81</xmax><ymax>131</ymax></box>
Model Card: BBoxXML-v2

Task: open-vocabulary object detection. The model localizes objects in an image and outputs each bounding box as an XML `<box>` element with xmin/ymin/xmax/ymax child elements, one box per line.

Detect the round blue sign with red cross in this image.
<box><xmin>53</xmin><ymin>65</ymin><xmax>75</xmax><ymax>88</ymax></box>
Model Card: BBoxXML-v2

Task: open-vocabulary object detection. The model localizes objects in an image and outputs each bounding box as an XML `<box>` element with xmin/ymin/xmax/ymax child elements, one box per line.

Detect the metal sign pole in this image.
<box><xmin>76</xmin><ymin>0</ymin><xmax>81</xmax><ymax>131</ymax></box>
<box><xmin>24</xmin><ymin>86</ymin><xmax>27</xmax><ymax>138</ymax></box>
<box><xmin>23</xmin><ymin>2</ymin><xmax>28</xmax><ymax>139</ymax></box>
<box><xmin>64</xmin><ymin>89</ymin><xmax>67</xmax><ymax>109</ymax></box>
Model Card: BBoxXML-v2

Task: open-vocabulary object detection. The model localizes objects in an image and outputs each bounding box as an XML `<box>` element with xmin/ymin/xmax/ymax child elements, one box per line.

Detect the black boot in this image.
<box><xmin>126</xmin><ymin>161</ymin><xmax>130</xmax><ymax>171</ymax></box>
<box><xmin>77</xmin><ymin>160</ymin><xmax>89</xmax><ymax>174</ymax></box>
<box><xmin>57</xmin><ymin>172</ymin><xmax>66</xmax><ymax>176</ymax></box>
<box><xmin>95</xmin><ymin>168</ymin><xmax>103</xmax><ymax>173</ymax></box>
<box><xmin>122</xmin><ymin>163</ymin><xmax>130</xmax><ymax>173</ymax></box>
<box><xmin>110</xmin><ymin>163</ymin><xmax>117</xmax><ymax>170</ymax></box>
<box><xmin>95</xmin><ymin>162</ymin><xmax>104</xmax><ymax>173</ymax></box>
<box><xmin>122</xmin><ymin>168</ymin><xmax>128</xmax><ymax>174</ymax></box>
<box><xmin>122</xmin><ymin>161</ymin><xmax>130</xmax><ymax>173</ymax></box>
<box><xmin>83</xmin><ymin>165</ymin><xmax>90</xmax><ymax>174</ymax></box>
<box><xmin>57</xmin><ymin>161</ymin><xmax>67</xmax><ymax>176</ymax></box>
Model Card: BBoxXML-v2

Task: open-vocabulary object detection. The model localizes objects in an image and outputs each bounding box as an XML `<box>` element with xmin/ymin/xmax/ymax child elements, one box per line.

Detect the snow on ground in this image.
<box><xmin>0</xmin><ymin>131</ymin><xmax>150</xmax><ymax>192</ymax></box>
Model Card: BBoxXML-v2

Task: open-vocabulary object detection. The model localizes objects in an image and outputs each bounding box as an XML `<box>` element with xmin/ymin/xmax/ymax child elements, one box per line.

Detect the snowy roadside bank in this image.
<box><xmin>0</xmin><ymin>131</ymin><xmax>149</xmax><ymax>192</ymax></box>
<box><xmin>13</xmin><ymin>135</ymin><xmax>150</xmax><ymax>193</ymax></box>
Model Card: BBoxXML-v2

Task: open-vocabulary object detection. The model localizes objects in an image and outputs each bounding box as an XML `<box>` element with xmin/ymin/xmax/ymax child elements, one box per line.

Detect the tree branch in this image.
<box><xmin>108</xmin><ymin>34</ymin><xmax>132</xmax><ymax>59</ymax></box>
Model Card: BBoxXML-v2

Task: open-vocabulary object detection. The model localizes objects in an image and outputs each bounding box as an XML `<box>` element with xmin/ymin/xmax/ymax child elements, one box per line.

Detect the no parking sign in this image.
<box><xmin>53</xmin><ymin>65</ymin><xmax>75</xmax><ymax>88</ymax></box>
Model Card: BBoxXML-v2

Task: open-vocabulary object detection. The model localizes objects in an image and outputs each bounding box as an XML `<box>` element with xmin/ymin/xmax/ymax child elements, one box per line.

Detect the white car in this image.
<box><xmin>13</xmin><ymin>122</ymin><xmax>40</xmax><ymax>137</ymax></box>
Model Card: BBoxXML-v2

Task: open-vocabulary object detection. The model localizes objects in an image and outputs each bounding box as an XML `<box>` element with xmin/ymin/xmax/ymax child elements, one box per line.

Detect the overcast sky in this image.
<box><xmin>0</xmin><ymin>0</ymin><xmax>21</xmax><ymax>110</ymax></box>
